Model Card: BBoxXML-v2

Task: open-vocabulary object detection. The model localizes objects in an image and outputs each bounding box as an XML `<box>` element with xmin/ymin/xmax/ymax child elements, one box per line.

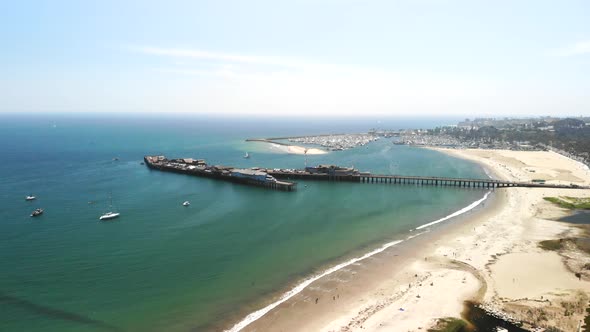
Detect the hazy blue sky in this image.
<box><xmin>1</xmin><ymin>0</ymin><xmax>589</xmax><ymax>116</ymax></box>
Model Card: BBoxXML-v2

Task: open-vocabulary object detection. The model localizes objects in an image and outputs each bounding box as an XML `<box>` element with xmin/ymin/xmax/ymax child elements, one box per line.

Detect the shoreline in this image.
<box><xmin>224</xmin><ymin>189</ymin><xmax>499</xmax><ymax>332</ymax></box>
<box><xmin>224</xmin><ymin>148</ymin><xmax>590</xmax><ymax>332</ymax></box>
<box><xmin>222</xmin><ymin>187</ymin><xmax>495</xmax><ymax>330</ymax></box>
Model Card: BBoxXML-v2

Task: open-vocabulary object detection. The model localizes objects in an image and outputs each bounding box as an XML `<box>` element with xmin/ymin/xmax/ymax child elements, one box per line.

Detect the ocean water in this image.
<box><xmin>0</xmin><ymin>114</ymin><xmax>487</xmax><ymax>332</ymax></box>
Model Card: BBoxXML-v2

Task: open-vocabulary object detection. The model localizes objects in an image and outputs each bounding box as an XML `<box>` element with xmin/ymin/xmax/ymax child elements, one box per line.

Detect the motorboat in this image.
<box><xmin>26</xmin><ymin>195</ymin><xmax>36</xmax><ymax>201</ymax></box>
<box><xmin>183</xmin><ymin>201</ymin><xmax>190</xmax><ymax>206</ymax></box>
<box><xmin>30</xmin><ymin>208</ymin><xmax>44</xmax><ymax>217</ymax></box>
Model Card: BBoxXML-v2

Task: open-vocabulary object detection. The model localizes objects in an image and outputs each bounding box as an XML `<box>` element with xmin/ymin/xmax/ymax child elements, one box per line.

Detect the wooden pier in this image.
<box><xmin>359</xmin><ymin>175</ymin><xmax>537</xmax><ymax>188</ymax></box>
<box><xmin>268</xmin><ymin>171</ymin><xmax>588</xmax><ymax>190</ymax></box>
<box><xmin>144</xmin><ymin>156</ymin><xmax>296</xmax><ymax>191</ymax></box>
<box><xmin>144</xmin><ymin>155</ymin><xmax>588</xmax><ymax>192</ymax></box>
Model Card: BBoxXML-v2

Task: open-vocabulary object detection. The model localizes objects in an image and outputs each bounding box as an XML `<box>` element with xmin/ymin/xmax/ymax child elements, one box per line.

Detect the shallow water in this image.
<box><xmin>559</xmin><ymin>210</ymin><xmax>590</xmax><ymax>224</ymax></box>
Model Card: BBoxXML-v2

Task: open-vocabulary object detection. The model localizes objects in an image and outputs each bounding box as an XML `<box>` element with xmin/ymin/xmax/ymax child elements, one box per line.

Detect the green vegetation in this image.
<box><xmin>428</xmin><ymin>318</ymin><xmax>469</xmax><ymax>332</ymax></box>
<box><xmin>539</xmin><ymin>239</ymin><xmax>564</xmax><ymax>251</ymax></box>
<box><xmin>574</xmin><ymin>238</ymin><xmax>590</xmax><ymax>255</ymax></box>
<box><xmin>539</xmin><ymin>238</ymin><xmax>590</xmax><ymax>255</ymax></box>
<box><xmin>583</xmin><ymin>305</ymin><xmax>590</xmax><ymax>332</ymax></box>
<box><xmin>543</xmin><ymin>196</ymin><xmax>590</xmax><ymax>210</ymax></box>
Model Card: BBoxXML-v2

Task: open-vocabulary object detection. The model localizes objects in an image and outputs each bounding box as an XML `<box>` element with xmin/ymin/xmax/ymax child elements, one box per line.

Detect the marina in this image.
<box><xmin>246</xmin><ymin>133</ymin><xmax>379</xmax><ymax>151</ymax></box>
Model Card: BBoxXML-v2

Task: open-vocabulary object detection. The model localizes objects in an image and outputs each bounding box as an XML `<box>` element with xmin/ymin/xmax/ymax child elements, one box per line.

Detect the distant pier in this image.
<box><xmin>144</xmin><ymin>156</ymin><xmax>589</xmax><ymax>191</ymax></box>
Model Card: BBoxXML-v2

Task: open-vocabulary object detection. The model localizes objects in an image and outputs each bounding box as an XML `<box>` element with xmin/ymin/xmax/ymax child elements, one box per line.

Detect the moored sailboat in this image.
<box><xmin>99</xmin><ymin>193</ymin><xmax>120</xmax><ymax>221</ymax></box>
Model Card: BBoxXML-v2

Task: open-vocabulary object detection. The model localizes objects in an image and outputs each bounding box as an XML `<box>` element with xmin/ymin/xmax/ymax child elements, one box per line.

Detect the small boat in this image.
<box><xmin>25</xmin><ymin>195</ymin><xmax>36</xmax><ymax>201</ymax></box>
<box><xmin>244</xmin><ymin>152</ymin><xmax>250</xmax><ymax>159</ymax></box>
<box><xmin>99</xmin><ymin>212</ymin><xmax>120</xmax><ymax>221</ymax></box>
<box><xmin>113</xmin><ymin>157</ymin><xmax>119</xmax><ymax>161</ymax></box>
<box><xmin>182</xmin><ymin>201</ymin><xmax>190</xmax><ymax>206</ymax></box>
<box><xmin>30</xmin><ymin>208</ymin><xmax>43</xmax><ymax>217</ymax></box>
<box><xmin>99</xmin><ymin>193</ymin><xmax>120</xmax><ymax>221</ymax></box>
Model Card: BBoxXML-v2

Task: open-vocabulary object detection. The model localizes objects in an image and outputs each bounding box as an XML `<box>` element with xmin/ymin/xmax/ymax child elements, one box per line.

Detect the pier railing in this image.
<box><xmin>267</xmin><ymin>171</ymin><xmax>588</xmax><ymax>189</ymax></box>
<box><xmin>144</xmin><ymin>156</ymin><xmax>589</xmax><ymax>191</ymax></box>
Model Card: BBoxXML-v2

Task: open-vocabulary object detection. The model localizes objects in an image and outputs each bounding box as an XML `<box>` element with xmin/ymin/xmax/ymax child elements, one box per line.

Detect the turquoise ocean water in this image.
<box><xmin>0</xmin><ymin>114</ymin><xmax>487</xmax><ymax>332</ymax></box>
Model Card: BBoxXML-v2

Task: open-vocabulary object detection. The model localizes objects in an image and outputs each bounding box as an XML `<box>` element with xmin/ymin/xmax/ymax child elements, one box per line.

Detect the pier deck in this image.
<box><xmin>144</xmin><ymin>156</ymin><xmax>589</xmax><ymax>191</ymax></box>
<box><xmin>266</xmin><ymin>171</ymin><xmax>588</xmax><ymax>189</ymax></box>
<box><xmin>144</xmin><ymin>156</ymin><xmax>296</xmax><ymax>191</ymax></box>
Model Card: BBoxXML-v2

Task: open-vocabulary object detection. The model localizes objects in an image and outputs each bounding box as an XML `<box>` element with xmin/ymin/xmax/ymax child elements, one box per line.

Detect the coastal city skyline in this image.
<box><xmin>2</xmin><ymin>0</ymin><xmax>590</xmax><ymax>117</ymax></box>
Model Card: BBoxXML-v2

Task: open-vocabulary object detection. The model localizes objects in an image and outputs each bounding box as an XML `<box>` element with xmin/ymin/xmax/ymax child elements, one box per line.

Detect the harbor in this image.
<box><xmin>144</xmin><ymin>156</ymin><xmax>590</xmax><ymax>191</ymax></box>
<box><xmin>246</xmin><ymin>133</ymin><xmax>379</xmax><ymax>151</ymax></box>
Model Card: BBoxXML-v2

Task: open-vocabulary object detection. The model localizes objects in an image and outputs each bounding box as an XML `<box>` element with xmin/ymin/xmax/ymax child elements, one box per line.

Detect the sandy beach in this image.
<box><xmin>268</xmin><ymin>143</ymin><xmax>328</xmax><ymax>155</ymax></box>
<box><xmin>230</xmin><ymin>148</ymin><xmax>590</xmax><ymax>332</ymax></box>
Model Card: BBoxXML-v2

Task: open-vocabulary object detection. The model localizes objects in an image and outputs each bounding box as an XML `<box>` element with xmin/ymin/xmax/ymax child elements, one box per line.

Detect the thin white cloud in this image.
<box><xmin>551</xmin><ymin>40</ymin><xmax>590</xmax><ymax>57</ymax></box>
<box><xmin>132</xmin><ymin>46</ymin><xmax>312</xmax><ymax>69</ymax></box>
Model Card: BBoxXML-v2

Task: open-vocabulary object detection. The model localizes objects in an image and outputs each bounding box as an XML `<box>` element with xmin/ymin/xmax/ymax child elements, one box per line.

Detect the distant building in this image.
<box><xmin>231</xmin><ymin>169</ymin><xmax>276</xmax><ymax>182</ymax></box>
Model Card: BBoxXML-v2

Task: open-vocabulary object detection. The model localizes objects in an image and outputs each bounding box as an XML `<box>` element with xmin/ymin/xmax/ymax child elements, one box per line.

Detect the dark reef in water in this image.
<box><xmin>0</xmin><ymin>292</ymin><xmax>122</xmax><ymax>331</ymax></box>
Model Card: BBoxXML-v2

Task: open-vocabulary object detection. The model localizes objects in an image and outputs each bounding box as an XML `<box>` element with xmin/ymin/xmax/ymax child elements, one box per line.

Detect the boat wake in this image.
<box><xmin>227</xmin><ymin>191</ymin><xmax>492</xmax><ymax>331</ymax></box>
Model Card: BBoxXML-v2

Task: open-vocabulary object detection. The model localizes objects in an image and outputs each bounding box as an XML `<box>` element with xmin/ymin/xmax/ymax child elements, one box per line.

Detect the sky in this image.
<box><xmin>1</xmin><ymin>0</ymin><xmax>589</xmax><ymax>117</ymax></box>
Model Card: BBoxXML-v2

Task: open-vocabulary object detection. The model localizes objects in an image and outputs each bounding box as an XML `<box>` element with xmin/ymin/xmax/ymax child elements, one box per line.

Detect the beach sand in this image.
<box><xmin>265</xmin><ymin>142</ymin><xmax>328</xmax><ymax>155</ymax></box>
<box><xmin>231</xmin><ymin>149</ymin><xmax>590</xmax><ymax>332</ymax></box>
<box><xmin>286</xmin><ymin>145</ymin><xmax>327</xmax><ymax>155</ymax></box>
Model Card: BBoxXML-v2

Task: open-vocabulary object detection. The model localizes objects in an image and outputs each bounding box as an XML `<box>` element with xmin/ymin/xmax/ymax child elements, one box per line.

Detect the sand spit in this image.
<box><xmin>267</xmin><ymin>143</ymin><xmax>328</xmax><ymax>155</ymax></box>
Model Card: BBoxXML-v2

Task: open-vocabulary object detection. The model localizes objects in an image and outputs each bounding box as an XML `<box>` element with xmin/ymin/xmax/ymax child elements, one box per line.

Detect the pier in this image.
<box><xmin>266</xmin><ymin>169</ymin><xmax>588</xmax><ymax>189</ymax></box>
<box><xmin>144</xmin><ymin>156</ymin><xmax>589</xmax><ymax>191</ymax></box>
<box><xmin>144</xmin><ymin>156</ymin><xmax>296</xmax><ymax>191</ymax></box>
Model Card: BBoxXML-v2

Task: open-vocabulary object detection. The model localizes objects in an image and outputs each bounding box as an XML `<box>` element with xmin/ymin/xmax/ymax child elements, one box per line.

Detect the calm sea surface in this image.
<box><xmin>0</xmin><ymin>114</ymin><xmax>487</xmax><ymax>331</ymax></box>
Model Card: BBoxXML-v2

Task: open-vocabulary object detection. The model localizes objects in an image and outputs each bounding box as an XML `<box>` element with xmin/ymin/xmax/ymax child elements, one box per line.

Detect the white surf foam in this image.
<box><xmin>415</xmin><ymin>191</ymin><xmax>491</xmax><ymax>230</ymax></box>
<box><xmin>225</xmin><ymin>238</ymin><xmax>406</xmax><ymax>332</ymax></box>
<box><xmin>483</xmin><ymin>167</ymin><xmax>494</xmax><ymax>179</ymax></box>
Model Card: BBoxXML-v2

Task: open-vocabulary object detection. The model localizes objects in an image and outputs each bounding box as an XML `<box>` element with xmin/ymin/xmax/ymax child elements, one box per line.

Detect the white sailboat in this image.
<box><xmin>244</xmin><ymin>152</ymin><xmax>250</xmax><ymax>159</ymax></box>
<box><xmin>99</xmin><ymin>194</ymin><xmax>120</xmax><ymax>221</ymax></box>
